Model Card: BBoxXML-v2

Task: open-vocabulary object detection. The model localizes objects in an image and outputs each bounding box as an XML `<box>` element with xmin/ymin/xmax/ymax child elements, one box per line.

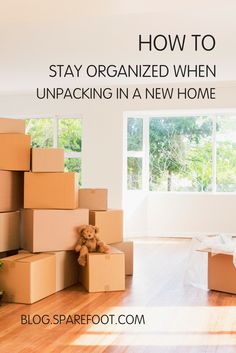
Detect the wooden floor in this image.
<box><xmin>1</xmin><ymin>239</ymin><xmax>236</xmax><ymax>353</ymax></box>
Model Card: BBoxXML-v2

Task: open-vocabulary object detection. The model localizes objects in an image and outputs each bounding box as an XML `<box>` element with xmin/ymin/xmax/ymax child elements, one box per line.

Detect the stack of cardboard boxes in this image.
<box><xmin>78</xmin><ymin>189</ymin><xmax>133</xmax><ymax>292</ymax></box>
<box><xmin>1</xmin><ymin>144</ymin><xmax>89</xmax><ymax>304</ymax></box>
<box><xmin>0</xmin><ymin>118</ymin><xmax>133</xmax><ymax>303</ymax></box>
<box><xmin>0</xmin><ymin>118</ymin><xmax>30</xmax><ymax>258</ymax></box>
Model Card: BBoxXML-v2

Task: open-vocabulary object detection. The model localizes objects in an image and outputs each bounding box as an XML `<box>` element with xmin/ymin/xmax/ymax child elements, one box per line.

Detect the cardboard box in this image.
<box><xmin>22</xmin><ymin>208</ymin><xmax>89</xmax><ymax>252</ymax></box>
<box><xmin>112</xmin><ymin>241</ymin><xmax>133</xmax><ymax>275</ymax></box>
<box><xmin>17</xmin><ymin>249</ymin><xmax>80</xmax><ymax>291</ymax></box>
<box><xmin>78</xmin><ymin>189</ymin><xmax>108</xmax><ymax>210</ymax></box>
<box><xmin>24</xmin><ymin>172</ymin><xmax>78</xmax><ymax>209</ymax></box>
<box><xmin>50</xmin><ymin>251</ymin><xmax>79</xmax><ymax>292</ymax></box>
<box><xmin>0</xmin><ymin>134</ymin><xmax>31</xmax><ymax>171</ymax></box>
<box><xmin>0</xmin><ymin>253</ymin><xmax>56</xmax><ymax>304</ymax></box>
<box><xmin>0</xmin><ymin>118</ymin><xmax>25</xmax><ymax>133</ymax></box>
<box><xmin>0</xmin><ymin>211</ymin><xmax>20</xmax><ymax>252</ymax></box>
<box><xmin>31</xmin><ymin>148</ymin><xmax>64</xmax><ymax>172</ymax></box>
<box><xmin>79</xmin><ymin>247</ymin><xmax>125</xmax><ymax>292</ymax></box>
<box><xmin>89</xmin><ymin>210</ymin><xmax>123</xmax><ymax>244</ymax></box>
<box><xmin>0</xmin><ymin>171</ymin><xmax>23</xmax><ymax>212</ymax></box>
<box><xmin>208</xmin><ymin>253</ymin><xmax>236</xmax><ymax>294</ymax></box>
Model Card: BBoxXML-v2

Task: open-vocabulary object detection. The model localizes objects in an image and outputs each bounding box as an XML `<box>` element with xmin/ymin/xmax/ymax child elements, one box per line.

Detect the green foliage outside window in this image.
<box><xmin>58</xmin><ymin>119</ymin><xmax>82</xmax><ymax>152</ymax></box>
<box><xmin>149</xmin><ymin>116</ymin><xmax>212</xmax><ymax>192</ymax></box>
<box><xmin>26</xmin><ymin>119</ymin><xmax>53</xmax><ymax>147</ymax></box>
<box><xmin>127</xmin><ymin>116</ymin><xmax>236</xmax><ymax>192</ymax></box>
<box><xmin>65</xmin><ymin>158</ymin><xmax>81</xmax><ymax>185</ymax></box>
<box><xmin>127</xmin><ymin>157</ymin><xmax>142</xmax><ymax>190</ymax></box>
<box><xmin>127</xmin><ymin>118</ymin><xmax>143</xmax><ymax>151</ymax></box>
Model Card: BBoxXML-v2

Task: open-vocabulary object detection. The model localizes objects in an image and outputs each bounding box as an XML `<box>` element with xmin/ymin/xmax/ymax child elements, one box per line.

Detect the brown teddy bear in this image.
<box><xmin>75</xmin><ymin>225</ymin><xmax>110</xmax><ymax>266</ymax></box>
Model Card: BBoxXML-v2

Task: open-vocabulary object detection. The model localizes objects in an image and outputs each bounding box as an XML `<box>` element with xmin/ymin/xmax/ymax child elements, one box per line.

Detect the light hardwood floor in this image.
<box><xmin>1</xmin><ymin>239</ymin><xmax>236</xmax><ymax>353</ymax></box>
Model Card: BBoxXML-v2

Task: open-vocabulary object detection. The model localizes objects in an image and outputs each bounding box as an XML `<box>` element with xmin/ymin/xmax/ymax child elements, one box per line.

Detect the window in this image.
<box><xmin>126</xmin><ymin>114</ymin><xmax>236</xmax><ymax>192</ymax></box>
<box><xmin>127</xmin><ymin>118</ymin><xmax>144</xmax><ymax>190</ymax></box>
<box><xmin>216</xmin><ymin>117</ymin><xmax>236</xmax><ymax>192</ymax></box>
<box><xmin>25</xmin><ymin>116</ymin><xmax>82</xmax><ymax>185</ymax></box>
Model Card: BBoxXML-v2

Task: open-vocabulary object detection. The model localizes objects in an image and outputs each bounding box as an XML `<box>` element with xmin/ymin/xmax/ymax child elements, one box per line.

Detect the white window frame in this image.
<box><xmin>124</xmin><ymin>109</ymin><xmax>236</xmax><ymax>194</ymax></box>
<box><xmin>23</xmin><ymin>114</ymin><xmax>82</xmax><ymax>175</ymax></box>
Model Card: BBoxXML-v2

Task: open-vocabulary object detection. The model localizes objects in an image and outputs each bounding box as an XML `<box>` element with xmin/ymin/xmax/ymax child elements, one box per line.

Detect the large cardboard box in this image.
<box><xmin>18</xmin><ymin>249</ymin><xmax>80</xmax><ymax>291</ymax></box>
<box><xmin>0</xmin><ymin>134</ymin><xmax>31</xmax><ymax>171</ymax></box>
<box><xmin>78</xmin><ymin>189</ymin><xmax>108</xmax><ymax>210</ymax></box>
<box><xmin>208</xmin><ymin>253</ymin><xmax>236</xmax><ymax>294</ymax></box>
<box><xmin>0</xmin><ymin>171</ymin><xmax>23</xmax><ymax>212</ymax></box>
<box><xmin>24</xmin><ymin>172</ymin><xmax>78</xmax><ymax>209</ymax></box>
<box><xmin>0</xmin><ymin>118</ymin><xmax>25</xmax><ymax>133</ymax></box>
<box><xmin>31</xmin><ymin>148</ymin><xmax>64</xmax><ymax>172</ymax></box>
<box><xmin>89</xmin><ymin>210</ymin><xmax>123</xmax><ymax>244</ymax></box>
<box><xmin>79</xmin><ymin>247</ymin><xmax>125</xmax><ymax>292</ymax></box>
<box><xmin>0</xmin><ymin>211</ymin><xmax>20</xmax><ymax>252</ymax></box>
<box><xmin>112</xmin><ymin>241</ymin><xmax>133</xmax><ymax>275</ymax></box>
<box><xmin>0</xmin><ymin>253</ymin><xmax>56</xmax><ymax>304</ymax></box>
<box><xmin>50</xmin><ymin>251</ymin><xmax>79</xmax><ymax>292</ymax></box>
<box><xmin>22</xmin><ymin>208</ymin><xmax>89</xmax><ymax>252</ymax></box>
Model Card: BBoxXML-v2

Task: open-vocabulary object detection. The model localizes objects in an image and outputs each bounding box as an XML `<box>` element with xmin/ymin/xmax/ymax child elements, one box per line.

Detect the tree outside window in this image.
<box><xmin>127</xmin><ymin>115</ymin><xmax>236</xmax><ymax>192</ymax></box>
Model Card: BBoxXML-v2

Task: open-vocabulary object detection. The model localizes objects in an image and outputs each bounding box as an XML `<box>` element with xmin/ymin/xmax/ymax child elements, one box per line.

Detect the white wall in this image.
<box><xmin>125</xmin><ymin>189</ymin><xmax>236</xmax><ymax>238</ymax></box>
<box><xmin>148</xmin><ymin>193</ymin><xmax>236</xmax><ymax>237</ymax></box>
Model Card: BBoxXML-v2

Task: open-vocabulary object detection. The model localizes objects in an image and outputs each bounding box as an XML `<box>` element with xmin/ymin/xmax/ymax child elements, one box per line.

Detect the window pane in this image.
<box><xmin>127</xmin><ymin>157</ymin><xmax>142</xmax><ymax>190</ymax></box>
<box><xmin>58</xmin><ymin>119</ymin><xmax>82</xmax><ymax>152</ymax></box>
<box><xmin>26</xmin><ymin>118</ymin><xmax>53</xmax><ymax>147</ymax></box>
<box><xmin>149</xmin><ymin>116</ymin><xmax>213</xmax><ymax>192</ymax></box>
<box><xmin>64</xmin><ymin>158</ymin><xmax>81</xmax><ymax>186</ymax></box>
<box><xmin>127</xmin><ymin>118</ymin><xmax>143</xmax><ymax>151</ymax></box>
<box><xmin>216</xmin><ymin>116</ymin><xmax>236</xmax><ymax>192</ymax></box>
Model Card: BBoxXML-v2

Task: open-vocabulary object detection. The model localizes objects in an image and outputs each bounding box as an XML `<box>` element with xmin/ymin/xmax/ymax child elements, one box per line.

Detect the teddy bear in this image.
<box><xmin>75</xmin><ymin>224</ymin><xmax>110</xmax><ymax>266</ymax></box>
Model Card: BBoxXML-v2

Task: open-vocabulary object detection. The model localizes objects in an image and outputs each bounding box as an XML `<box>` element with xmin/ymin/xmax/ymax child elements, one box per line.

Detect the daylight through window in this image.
<box><xmin>127</xmin><ymin>115</ymin><xmax>236</xmax><ymax>192</ymax></box>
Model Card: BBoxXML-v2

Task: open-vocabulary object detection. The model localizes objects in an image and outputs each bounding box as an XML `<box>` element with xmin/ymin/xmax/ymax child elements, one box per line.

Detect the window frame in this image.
<box><xmin>124</xmin><ymin>109</ymin><xmax>236</xmax><ymax>194</ymax></box>
<box><xmin>23</xmin><ymin>114</ymin><xmax>83</xmax><ymax>178</ymax></box>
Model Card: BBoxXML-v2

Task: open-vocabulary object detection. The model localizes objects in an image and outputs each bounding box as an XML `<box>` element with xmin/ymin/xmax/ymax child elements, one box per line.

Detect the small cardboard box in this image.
<box><xmin>89</xmin><ymin>210</ymin><xmax>123</xmax><ymax>244</ymax></box>
<box><xmin>79</xmin><ymin>247</ymin><xmax>125</xmax><ymax>292</ymax></box>
<box><xmin>22</xmin><ymin>208</ymin><xmax>89</xmax><ymax>252</ymax></box>
<box><xmin>49</xmin><ymin>251</ymin><xmax>79</xmax><ymax>292</ymax></box>
<box><xmin>112</xmin><ymin>241</ymin><xmax>133</xmax><ymax>275</ymax></box>
<box><xmin>31</xmin><ymin>148</ymin><xmax>64</xmax><ymax>172</ymax></box>
<box><xmin>0</xmin><ymin>253</ymin><xmax>56</xmax><ymax>304</ymax></box>
<box><xmin>24</xmin><ymin>172</ymin><xmax>78</xmax><ymax>209</ymax></box>
<box><xmin>0</xmin><ymin>171</ymin><xmax>23</xmax><ymax>212</ymax></box>
<box><xmin>208</xmin><ymin>253</ymin><xmax>236</xmax><ymax>294</ymax></box>
<box><xmin>0</xmin><ymin>118</ymin><xmax>25</xmax><ymax>133</ymax></box>
<box><xmin>0</xmin><ymin>134</ymin><xmax>31</xmax><ymax>171</ymax></box>
<box><xmin>0</xmin><ymin>211</ymin><xmax>20</xmax><ymax>252</ymax></box>
<box><xmin>78</xmin><ymin>189</ymin><xmax>108</xmax><ymax>210</ymax></box>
